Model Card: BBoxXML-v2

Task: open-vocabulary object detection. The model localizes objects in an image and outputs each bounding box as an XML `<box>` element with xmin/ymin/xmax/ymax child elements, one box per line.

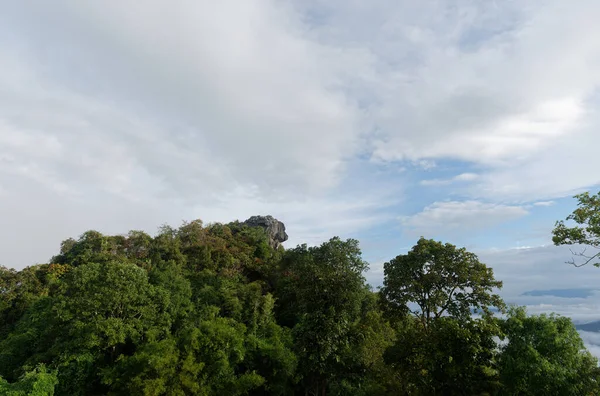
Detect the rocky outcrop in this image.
<box><xmin>243</xmin><ymin>215</ymin><xmax>288</xmax><ymax>249</ymax></box>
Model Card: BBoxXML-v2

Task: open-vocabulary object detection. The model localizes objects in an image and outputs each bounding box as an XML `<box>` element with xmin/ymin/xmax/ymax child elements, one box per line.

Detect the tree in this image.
<box><xmin>276</xmin><ymin>237</ymin><xmax>370</xmax><ymax>395</ymax></box>
<box><xmin>8</xmin><ymin>216</ymin><xmax>600</xmax><ymax>395</ymax></box>
<box><xmin>380</xmin><ymin>238</ymin><xmax>505</xmax><ymax>395</ymax></box>
<box><xmin>385</xmin><ymin>316</ymin><xmax>501</xmax><ymax>395</ymax></box>
<box><xmin>0</xmin><ymin>365</ymin><xmax>58</xmax><ymax>396</ymax></box>
<box><xmin>50</xmin><ymin>261</ymin><xmax>173</xmax><ymax>395</ymax></box>
<box><xmin>51</xmin><ymin>231</ymin><xmax>127</xmax><ymax>267</ymax></box>
<box><xmin>0</xmin><ymin>265</ymin><xmax>47</xmax><ymax>338</ymax></box>
<box><xmin>497</xmin><ymin>306</ymin><xmax>600</xmax><ymax>395</ymax></box>
<box><xmin>552</xmin><ymin>191</ymin><xmax>600</xmax><ymax>267</ymax></box>
<box><xmin>380</xmin><ymin>238</ymin><xmax>504</xmax><ymax>328</ymax></box>
<box><xmin>330</xmin><ymin>292</ymin><xmax>397</xmax><ymax>396</ymax></box>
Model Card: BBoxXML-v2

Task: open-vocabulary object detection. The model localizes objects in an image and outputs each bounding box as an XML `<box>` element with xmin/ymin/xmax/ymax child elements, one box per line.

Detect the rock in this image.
<box><xmin>243</xmin><ymin>215</ymin><xmax>288</xmax><ymax>249</ymax></box>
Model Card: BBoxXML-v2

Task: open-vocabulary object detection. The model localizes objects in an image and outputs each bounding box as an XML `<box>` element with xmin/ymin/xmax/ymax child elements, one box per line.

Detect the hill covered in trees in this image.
<box><xmin>1</xmin><ymin>214</ymin><xmax>599</xmax><ymax>395</ymax></box>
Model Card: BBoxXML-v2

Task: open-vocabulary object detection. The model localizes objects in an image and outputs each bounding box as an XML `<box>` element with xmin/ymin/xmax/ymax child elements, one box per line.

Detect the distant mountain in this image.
<box><xmin>576</xmin><ymin>320</ymin><xmax>600</xmax><ymax>332</ymax></box>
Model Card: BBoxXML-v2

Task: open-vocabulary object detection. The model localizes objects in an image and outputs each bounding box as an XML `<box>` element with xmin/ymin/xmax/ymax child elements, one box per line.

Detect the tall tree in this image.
<box><xmin>380</xmin><ymin>238</ymin><xmax>505</xmax><ymax>395</ymax></box>
<box><xmin>380</xmin><ymin>237</ymin><xmax>504</xmax><ymax>328</ymax></box>
<box><xmin>276</xmin><ymin>237</ymin><xmax>370</xmax><ymax>395</ymax></box>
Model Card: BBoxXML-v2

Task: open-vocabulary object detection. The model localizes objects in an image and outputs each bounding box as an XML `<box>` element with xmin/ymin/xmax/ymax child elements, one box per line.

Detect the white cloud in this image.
<box><xmin>420</xmin><ymin>172</ymin><xmax>479</xmax><ymax>186</ymax></box>
<box><xmin>1</xmin><ymin>1</ymin><xmax>366</xmax><ymax>199</ymax></box>
<box><xmin>474</xmin><ymin>118</ymin><xmax>600</xmax><ymax>201</ymax></box>
<box><xmin>575</xmin><ymin>330</ymin><xmax>600</xmax><ymax>359</ymax></box>
<box><xmin>476</xmin><ymin>245</ymin><xmax>600</xmax><ymax>326</ymax></box>
<box><xmin>293</xmin><ymin>0</ymin><xmax>600</xmax><ymax>200</ymax></box>
<box><xmin>579</xmin><ymin>331</ymin><xmax>600</xmax><ymax>358</ymax></box>
<box><xmin>3</xmin><ymin>0</ymin><xmax>600</xmax><ymax>268</ymax></box>
<box><xmin>192</xmin><ymin>185</ymin><xmax>398</xmax><ymax>248</ymax></box>
<box><xmin>372</xmin><ymin>2</ymin><xmax>599</xmax><ymax>168</ymax></box>
<box><xmin>0</xmin><ymin>1</ymin><xmax>379</xmax><ymax>268</ymax></box>
<box><xmin>533</xmin><ymin>201</ymin><xmax>555</xmax><ymax>207</ymax></box>
<box><xmin>579</xmin><ymin>330</ymin><xmax>600</xmax><ymax>346</ymax></box>
<box><xmin>454</xmin><ymin>173</ymin><xmax>479</xmax><ymax>182</ymax></box>
<box><xmin>519</xmin><ymin>303</ymin><xmax>600</xmax><ymax>324</ymax></box>
<box><xmin>401</xmin><ymin>200</ymin><xmax>528</xmax><ymax>236</ymax></box>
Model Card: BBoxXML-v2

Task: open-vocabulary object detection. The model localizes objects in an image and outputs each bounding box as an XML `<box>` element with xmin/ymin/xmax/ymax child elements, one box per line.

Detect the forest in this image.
<box><xmin>2</xmin><ymin>192</ymin><xmax>600</xmax><ymax>395</ymax></box>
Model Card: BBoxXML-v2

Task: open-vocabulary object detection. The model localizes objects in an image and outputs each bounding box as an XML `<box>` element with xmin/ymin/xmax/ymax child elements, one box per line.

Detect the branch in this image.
<box><xmin>435</xmin><ymin>285</ymin><xmax>458</xmax><ymax>319</ymax></box>
<box><xmin>566</xmin><ymin>248</ymin><xmax>600</xmax><ymax>267</ymax></box>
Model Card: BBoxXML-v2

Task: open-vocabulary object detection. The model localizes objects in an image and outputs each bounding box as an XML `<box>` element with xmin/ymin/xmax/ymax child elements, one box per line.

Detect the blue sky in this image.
<box><xmin>2</xmin><ymin>1</ymin><xmax>600</xmax><ymax>342</ymax></box>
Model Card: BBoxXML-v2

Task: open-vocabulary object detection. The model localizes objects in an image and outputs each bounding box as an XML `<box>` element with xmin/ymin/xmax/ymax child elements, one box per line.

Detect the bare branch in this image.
<box><xmin>565</xmin><ymin>249</ymin><xmax>600</xmax><ymax>267</ymax></box>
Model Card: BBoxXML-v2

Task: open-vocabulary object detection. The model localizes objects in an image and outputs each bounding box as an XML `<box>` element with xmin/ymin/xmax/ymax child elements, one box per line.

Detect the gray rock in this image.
<box><xmin>243</xmin><ymin>215</ymin><xmax>288</xmax><ymax>249</ymax></box>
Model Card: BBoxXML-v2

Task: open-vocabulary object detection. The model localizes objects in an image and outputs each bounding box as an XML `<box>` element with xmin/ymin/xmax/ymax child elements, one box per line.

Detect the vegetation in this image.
<box><xmin>553</xmin><ymin>191</ymin><xmax>600</xmax><ymax>267</ymax></box>
<box><xmin>1</xmin><ymin>211</ymin><xmax>599</xmax><ymax>395</ymax></box>
<box><xmin>498</xmin><ymin>307</ymin><xmax>600</xmax><ymax>395</ymax></box>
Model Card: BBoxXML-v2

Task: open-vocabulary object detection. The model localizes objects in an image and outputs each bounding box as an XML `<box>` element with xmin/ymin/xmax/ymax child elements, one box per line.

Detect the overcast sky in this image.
<box><xmin>2</xmin><ymin>1</ymin><xmax>600</xmax><ymax>332</ymax></box>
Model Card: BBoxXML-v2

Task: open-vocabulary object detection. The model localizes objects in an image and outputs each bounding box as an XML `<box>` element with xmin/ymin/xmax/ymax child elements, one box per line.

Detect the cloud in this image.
<box><xmin>192</xmin><ymin>185</ymin><xmax>398</xmax><ymax>248</ymax></box>
<box><xmin>359</xmin><ymin>1</ymin><xmax>600</xmax><ymax>165</ymax></box>
<box><xmin>0</xmin><ymin>1</ymin><xmax>366</xmax><ymax>200</ymax></box>
<box><xmin>474</xmin><ymin>117</ymin><xmax>600</xmax><ymax>201</ymax></box>
<box><xmin>579</xmin><ymin>331</ymin><xmax>600</xmax><ymax>358</ymax></box>
<box><xmin>579</xmin><ymin>331</ymin><xmax>600</xmax><ymax>346</ymax></box>
<box><xmin>420</xmin><ymin>172</ymin><xmax>479</xmax><ymax>186</ymax></box>
<box><xmin>294</xmin><ymin>0</ymin><xmax>600</xmax><ymax>201</ymax></box>
<box><xmin>401</xmin><ymin>200</ymin><xmax>528</xmax><ymax>236</ymax></box>
<box><xmin>476</xmin><ymin>245</ymin><xmax>600</xmax><ymax>324</ymax></box>
<box><xmin>0</xmin><ymin>1</ymin><xmax>382</xmax><ymax>268</ymax></box>
<box><xmin>3</xmin><ymin>0</ymin><xmax>600</xmax><ymax>269</ymax></box>
<box><xmin>522</xmin><ymin>288</ymin><xmax>599</xmax><ymax>299</ymax></box>
<box><xmin>533</xmin><ymin>201</ymin><xmax>555</xmax><ymax>207</ymax></box>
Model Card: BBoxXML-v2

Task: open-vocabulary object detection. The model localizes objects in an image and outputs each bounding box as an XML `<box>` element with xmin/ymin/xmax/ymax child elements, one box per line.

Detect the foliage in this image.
<box><xmin>498</xmin><ymin>306</ymin><xmax>600</xmax><ymax>395</ymax></box>
<box><xmin>553</xmin><ymin>191</ymin><xmax>600</xmax><ymax>267</ymax></box>
<box><xmin>276</xmin><ymin>237</ymin><xmax>379</xmax><ymax>394</ymax></box>
<box><xmin>0</xmin><ymin>264</ymin><xmax>58</xmax><ymax>339</ymax></box>
<box><xmin>379</xmin><ymin>238</ymin><xmax>505</xmax><ymax>395</ymax></box>
<box><xmin>380</xmin><ymin>237</ymin><xmax>505</xmax><ymax>327</ymax></box>
<box><xmin>1</xmin><ymin>218</ymin><xmax>598</xmax><ymax>395</ymax></box>
<box><xmin>0</xmin><ymin>365</ymin><xmax>58</xmax><ymax>396</ymax></box>
<box><xmin>385</xmin><ymin>316</ymin><xmax>502</xmax><ymax>395</ymax></box>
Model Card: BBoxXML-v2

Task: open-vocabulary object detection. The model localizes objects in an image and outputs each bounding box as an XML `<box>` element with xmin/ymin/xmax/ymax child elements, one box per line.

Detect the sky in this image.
<box><xmin>2</xmin><ymin>1</ymin><xmax>600</xmax><ymax>339</ymax></box>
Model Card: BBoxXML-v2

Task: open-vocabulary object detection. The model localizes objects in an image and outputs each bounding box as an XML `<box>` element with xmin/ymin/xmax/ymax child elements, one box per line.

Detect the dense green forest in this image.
<box><xmin>2</xmin><ymin>192</ymin><xmax>600</xmax><ymax>395</ymax></box>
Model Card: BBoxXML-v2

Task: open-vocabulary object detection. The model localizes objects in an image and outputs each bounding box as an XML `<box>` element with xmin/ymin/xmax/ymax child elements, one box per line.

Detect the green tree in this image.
<box><xmin>1</xmin><ymin>221</ymin><xmax>298</xmax><ymax>395</ymax></box>
<box><xmin>12</xmin><ymin>218</ymin><xmax>582</xmax><ymax>395</ymax></box>
<box><xmin>497</xmin><ymin>306</ymin><xmax>600</xmax><ymax>395</ymax></box>
<box><xmin>329</xmin><ymin>292</ymin><xmax>397</xmax><ymax>396</ymax></box>
<box><xmin>552</xmin><ymin>191</ymin><xmax>600</xmax><ymax>267</ymax></box>
<box><xmin>384</xmin><ymin>315</ymin><xmax>501</xmax><ymax>395</ymax></box>
<box><xmin>380</xmin><ymin>238</ymin><xmax>504</xmax><ymax>328</ymax></box>
<box><xmin>380</xmin><ymin>238</ymin><xmax>505</xmax><ymax>395</ymax></box>
<box><xmin>276</xmin><ymin>237</ymin><xmax>371</xmax><ymax>395</ymax></box>
<box><xmin>0</xmin><ymin>265</ymin><xmax>46</xmax><ymax>338</ymax></box>
<box><xmin>0</xmin><ymin>365</ymin><xmax>58</xmax><ymax>396</ymax></box>
<box><xmin>103</xmin><ymin>311</ymin><xmax>266</xmax><ymax>396</ymax></box>
<box><xmin>51</xmin><ymin>261</ymin><xmax>175</xmax><ymax>395</ymax></box>
<box><xmin>51</xmin><ymin>231</ymin><xmax>127</xmax><ymax>267</ymax></box>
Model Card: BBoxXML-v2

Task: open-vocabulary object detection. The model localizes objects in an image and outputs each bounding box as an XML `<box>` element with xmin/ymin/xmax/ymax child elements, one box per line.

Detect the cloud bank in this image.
<box><xmin>2</xmin><ymin>1</ymin><xmax>600</xmax><ymax>272</ymax></box>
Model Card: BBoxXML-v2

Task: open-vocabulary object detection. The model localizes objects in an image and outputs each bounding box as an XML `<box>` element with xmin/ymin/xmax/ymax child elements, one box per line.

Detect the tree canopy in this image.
<box><xmin>0</xmin><ymin>217</ymin><xmax>597</xmax><ymax>395</ymax></box>
<box><xmin>498</xmin><ymin>306</ymin><xmax>600</xmax><ymax>395</ymax></box>
<box><xmin>380</xmin><ymin>237</ymin><xmax>505</xmax><ymax>327</ymax></box>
